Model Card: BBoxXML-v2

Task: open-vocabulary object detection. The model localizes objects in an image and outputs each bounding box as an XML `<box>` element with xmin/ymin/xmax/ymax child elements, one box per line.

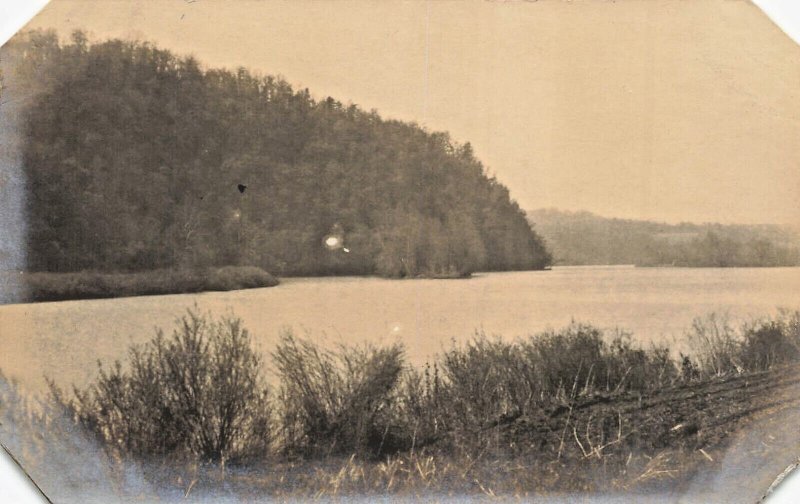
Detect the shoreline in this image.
<box><xmin>11</xmin><ymin>266</ymin><xmax>279</xmax><ymax>304</ymax></box>
<box><xmin>7</xmin><ymin>264</ymin><xmax>800</xmax><ymax>305</ymax></box>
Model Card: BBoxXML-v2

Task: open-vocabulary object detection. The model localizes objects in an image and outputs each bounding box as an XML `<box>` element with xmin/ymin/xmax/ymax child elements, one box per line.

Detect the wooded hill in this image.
<box><xmin>3</xmin><ymin>31</ymin><xmax>551</xmax><ymax>277</ymax></box>
<box><xmin>529</xmin><ymin>208</ymin><xmax>800</xmax><ymax>267</ymax></box>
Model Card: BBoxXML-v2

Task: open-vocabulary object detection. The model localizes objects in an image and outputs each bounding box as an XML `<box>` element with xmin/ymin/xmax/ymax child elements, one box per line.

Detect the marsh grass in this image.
<box><xmin>20</xmin><ymin>266</ymin><xmax>279</xmax><ymax>303</ymax></box>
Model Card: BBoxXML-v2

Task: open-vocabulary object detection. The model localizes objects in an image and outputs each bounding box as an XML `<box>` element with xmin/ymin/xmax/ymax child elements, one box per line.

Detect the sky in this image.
<box><xmin>7</xmin><ymin>0</ymin><xmax>800</xmax><ymax>225</ymax></box>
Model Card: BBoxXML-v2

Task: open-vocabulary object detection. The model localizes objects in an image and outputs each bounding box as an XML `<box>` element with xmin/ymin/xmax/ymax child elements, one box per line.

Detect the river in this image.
<box><xmin>1</xmin><ymin>266</ymin><xmax>798</xmax><ymax>393</ymax></box>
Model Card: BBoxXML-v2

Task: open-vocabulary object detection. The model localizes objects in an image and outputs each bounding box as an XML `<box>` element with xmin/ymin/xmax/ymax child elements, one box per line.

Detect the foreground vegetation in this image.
<box><xmin>529</xmin><ymin>208</ymin><xmax>800</xmax><ymax>267</ymax></box>
<box><xmin>18</xmin><ymin>308</ymin><xmax>794</xmax><ymax>499</ymax></box>
<box><xmin>3</xmin><ymin>30</ymin><xmax>550</xmax><ymax>278</ymax></box>
<box><xmin>19</xmin><ymin>266</ymin><xmax>278</xmax><ymax>303</ymax></box>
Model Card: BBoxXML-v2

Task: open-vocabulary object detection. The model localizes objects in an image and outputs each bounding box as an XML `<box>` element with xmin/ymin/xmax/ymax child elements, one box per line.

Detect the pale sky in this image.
<box><xmin>17</xmin><ymin>0</ymin><xmax>800</xmax><ymax>225</ymax></box>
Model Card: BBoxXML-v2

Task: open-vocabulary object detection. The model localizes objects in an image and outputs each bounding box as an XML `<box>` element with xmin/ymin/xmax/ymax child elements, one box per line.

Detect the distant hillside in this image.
<box><xmin>2</xmin><ymin>30</ymin><xmax>551</xmax><ymax>278</ymax></box>
<box><xmin>528</xmin><ymin>209</ymin><xmax>800</xmax><ymax>267</ymax></box>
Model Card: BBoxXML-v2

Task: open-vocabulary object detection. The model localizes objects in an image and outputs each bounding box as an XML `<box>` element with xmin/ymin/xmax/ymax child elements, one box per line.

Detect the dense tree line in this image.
<box><xmin>529</xmin><ymin>209</ymin><xmax>800</xmax><ymax>267</ymax></box>
<box><xmin>3</xmin><ymin>30</ymin><xmax>551</xmax><ymax>277</ymax></box>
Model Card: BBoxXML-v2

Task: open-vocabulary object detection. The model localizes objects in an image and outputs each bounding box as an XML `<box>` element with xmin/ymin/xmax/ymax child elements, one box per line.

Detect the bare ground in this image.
<box><xmin>489</xmin><ymin>362</ymin><xmax>800</xmax><ymax>498</ymax></box>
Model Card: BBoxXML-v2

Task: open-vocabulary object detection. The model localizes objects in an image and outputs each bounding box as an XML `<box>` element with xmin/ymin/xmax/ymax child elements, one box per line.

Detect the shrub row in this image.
<box><xmin>683</xmin><ymin>310</ymin><xmax>800</xmax><ymax>377</ymax></box>
<box><xmin>51</xmin><ymin>309</ymin><xmax>800</xmax><ymax>465</ymax></box>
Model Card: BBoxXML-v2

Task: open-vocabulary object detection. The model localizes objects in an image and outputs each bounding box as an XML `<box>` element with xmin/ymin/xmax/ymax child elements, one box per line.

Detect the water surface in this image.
<box><xmin>1</xmin><ymin>266</ymin><xmax>798</xmax><ymax>392</ymax></box>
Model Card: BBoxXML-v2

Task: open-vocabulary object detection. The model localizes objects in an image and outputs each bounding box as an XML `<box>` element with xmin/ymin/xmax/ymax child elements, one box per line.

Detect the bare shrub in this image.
<box><xmin>684</xmin><ymin>313</ymin><xmax>742</xmax><ymax>377</ymax></box>
<box><xmin>526</xmin><ymin>324</ymin><xmax>605</xmax><ymax>398</ymax></box>
<box><xmin>273</xmin><ymin>332</ymin><xmax>405</xmax><ymax>458</ymax></box>
<box><xmin>739</xmin><ymin>312</ymin><xmax>800</xmax><ymax>371</ymax></box>
<box><xmin>442</xmin><ymin>337</ymin><xmax>528</xmax><ymax>417</ymax></box>
<box><xmin>604</xmin><ymin>332</ymin><xmax>678</xmax><ymax>392</ymax></box>
<box><xmin>393</xmin><ymin>363</ymin><xmax>444</xmax><ymax>452</ymax></box>
<box><xmin>521</xmin><ymin>325</ymin><xmax>677</xmax><ymax>399</ymax></box>
<box><xmin>38</xmin><ymin>308</ymin><xmax>800</xmax><ymax>476</ymax></box>
<box><xmin>685</xmin><ymin>311</ymin><xmax>800</xmax><ymax>376</ymax></box>
<box><xmin>427</xmin><ymin>336</ymin><xmax>531</xmax><ymax>452</ymax></box>
<box><xmin>401</xmin><ymin>324</ymin><xmax>680</xmax><ymax>455</ymax></box>
<box><xmin>51</xmin><ymin>309</ymin><xmax>272</xmax><ymax>464</ymax></box>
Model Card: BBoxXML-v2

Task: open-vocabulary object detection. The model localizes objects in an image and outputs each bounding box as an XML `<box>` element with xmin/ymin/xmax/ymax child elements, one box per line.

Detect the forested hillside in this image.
<box><xmin>3</xmin><ymin>31</ymin><xmax>550</xmax><ymax>277</ymax></box>
<box><xmin>529</xmin><ymin>209</ymin><xmax>800</xmax><ymax>267</ymax></box>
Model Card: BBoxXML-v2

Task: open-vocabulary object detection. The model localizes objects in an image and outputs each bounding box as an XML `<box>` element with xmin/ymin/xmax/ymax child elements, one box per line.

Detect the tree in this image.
<box><xmin>10</xmin><ymin>30</ymin><xmax>552</xmax><ymax>277</ymax></box>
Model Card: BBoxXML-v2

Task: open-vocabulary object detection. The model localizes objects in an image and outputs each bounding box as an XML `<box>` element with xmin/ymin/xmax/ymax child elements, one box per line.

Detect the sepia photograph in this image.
<box><xmin>1</xmin><ymin>0</ymin><xmax>799</xmax><ymax>502</ymax></box>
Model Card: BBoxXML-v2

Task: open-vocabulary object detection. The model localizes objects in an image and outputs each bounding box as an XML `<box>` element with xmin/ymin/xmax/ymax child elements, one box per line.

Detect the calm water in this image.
<box><xmin>1</xmin><ymin>266</ymin><xmax>798</xmax><ymax>393</ymax></box>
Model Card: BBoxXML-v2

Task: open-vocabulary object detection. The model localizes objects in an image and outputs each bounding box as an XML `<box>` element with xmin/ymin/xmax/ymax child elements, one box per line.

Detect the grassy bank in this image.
<box><xmin>18</xmin><ymin>266</ymin><xmax>279</xmax><ymax>303</ymax></box>
<box><xmin>10</xmin><ymin>308</ymin><xmax>790</xmax><ymax>499</ymax></box>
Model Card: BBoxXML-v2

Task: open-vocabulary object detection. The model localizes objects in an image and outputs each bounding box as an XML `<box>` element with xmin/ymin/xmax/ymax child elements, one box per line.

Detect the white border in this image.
<box><xmin>0</xmin><ymin>1</ymin><xmax>798</xmax><ymax>502</ymax></box>
<box><xmin>0</xmin><ymin>8</ymin><xmax>50</xmax><ymax>504</ymax></box>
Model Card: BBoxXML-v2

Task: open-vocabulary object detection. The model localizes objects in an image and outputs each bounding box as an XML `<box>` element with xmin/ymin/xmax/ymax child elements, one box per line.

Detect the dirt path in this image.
<box><xmin>680</xmin><ymin>367</ymin><xmax>800</xmax><ymax>502</ymax></box>
<box><xmin>491</xmin><ymin>364</ymin><xmax>800</xmax><ymax>499</ymax></box>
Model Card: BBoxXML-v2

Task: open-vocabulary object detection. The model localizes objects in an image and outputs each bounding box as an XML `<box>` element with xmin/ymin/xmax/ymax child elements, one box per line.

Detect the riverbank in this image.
<box><xmin>157</xmin><ymin>363</ymin><xmax>800</xmax><ymax>500</ymax></box>
<box><xmin>14</xmin><ymin>266</ymin><xmax>279</xmax><ymax>303</ymax></box>
<box><xmin>3</xmin><ymin>368</ymin><xmax>798</xmax><ymax>502</ymax></box>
